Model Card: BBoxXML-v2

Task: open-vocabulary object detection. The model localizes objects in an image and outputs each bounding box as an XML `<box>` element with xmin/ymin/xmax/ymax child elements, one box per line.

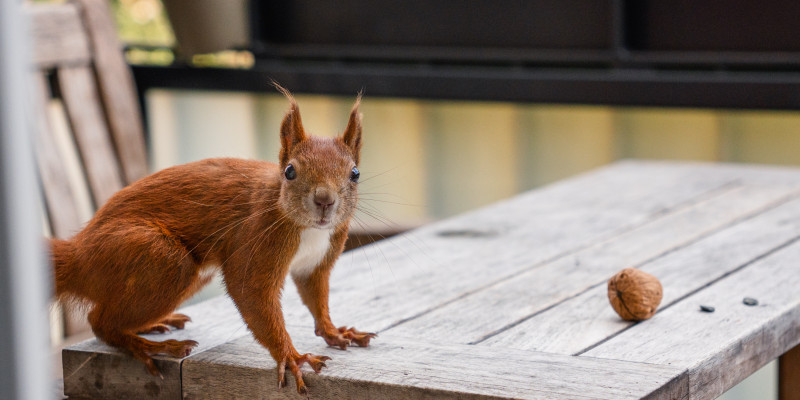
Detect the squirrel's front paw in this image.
<box><xmin>318</xmin><ymin>326</ymin><xmax>377</xmax><ymax>350</ymax></box>
<box><xmin>278</xmin><ymin>352</ymin><xmax>331</xmax><ymax>395</ymax></box>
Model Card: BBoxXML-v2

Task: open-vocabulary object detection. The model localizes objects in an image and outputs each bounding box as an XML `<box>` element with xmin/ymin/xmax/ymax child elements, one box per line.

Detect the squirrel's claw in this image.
<box><xmin>321</xmin><ymin>326</ymin><xmax>377</xmax><ymax>349</ymax></box>
<box><xmin>318</xmin><ymin>325</ymin><xmax>376</xmax><ymax>349</ymax></box>
<box><xmin>340</xmin><ymin>326</ymin><xmax>377</xmax><ymax>347</ymax></box>
<box><xmin>161</xmin><ymin>339</ymin><xmax>198</xmax><ymax>358</ymax></box>
<box><xmin>300</xmin><ymin>353</ymin><xmax>331</xmax><ymax>373</ymax></box>
<box><xmin>277</xmin><ymin>356</ymin><xmax>306</xmax><ymax>394</ymax></box>
<box><xmin>143</xmin><ymin>357</ymin><xmax>161</xmax><ymax>377</ymax></box>
<box><xmin>277</xmin><ymin>352</ymin><xmax>330</xmax><ymax>394</ymax></box>
<box><xmin>277</xmin><ymin>361</ymin><xmax>288</xmax><ymax>389</ymax></box>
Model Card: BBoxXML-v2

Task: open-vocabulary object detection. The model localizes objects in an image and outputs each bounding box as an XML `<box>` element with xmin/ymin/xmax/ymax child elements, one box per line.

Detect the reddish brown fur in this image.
<box><xmin>50</xmin><ymin>88</ymin><xmax>374</xmax><ymax>394</ymax></box>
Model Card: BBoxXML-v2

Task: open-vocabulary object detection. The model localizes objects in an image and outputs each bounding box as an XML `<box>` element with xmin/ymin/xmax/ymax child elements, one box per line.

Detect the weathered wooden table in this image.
<box><xmin>63</xmin><ymin>161</ymin><xmax>800</xmax><ymax>399</ymax></box>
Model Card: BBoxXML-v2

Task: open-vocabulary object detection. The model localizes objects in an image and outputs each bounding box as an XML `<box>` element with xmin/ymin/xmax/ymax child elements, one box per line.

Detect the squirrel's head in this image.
<box><xmin>276</xmin><ymin>87</ymin><xmax>362</xmax><ymax>230</ymax></box>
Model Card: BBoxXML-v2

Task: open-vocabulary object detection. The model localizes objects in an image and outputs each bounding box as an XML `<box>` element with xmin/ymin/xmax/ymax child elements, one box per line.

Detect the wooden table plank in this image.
<box><xmin>62</xmin><ymin>296</ymin><xmax>246</xmax><ymax>399</ymax></box>
<box><xmin>368</xmin><ymin>183</ymin><xmax>800</xmax><ymax>343</ymax></box>
<box><xmin>582</xmin><ymin>239</ymin><xmax>800</xmax><ymax>399</ymax></box>
<box><xmin>483</xmin><ymin>195</ymin><xmax>800</xmax><ymax>354</ymax></box>
<box><xmin>182</xmin><ymin>329</ymin><xmax>688</xmax><ymax>400</ymax></box>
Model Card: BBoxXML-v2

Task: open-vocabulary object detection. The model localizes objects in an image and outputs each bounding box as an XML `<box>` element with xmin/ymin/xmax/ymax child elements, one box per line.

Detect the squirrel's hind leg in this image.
<box><xmin>86</xmin><ymin>226</ymin><xmax>205</xmax><ymax>375</ymax></box>
<box><xmin>89</xmin><ymin>308</ymin><xmax>198</xmax><ymax>376</ymax></box>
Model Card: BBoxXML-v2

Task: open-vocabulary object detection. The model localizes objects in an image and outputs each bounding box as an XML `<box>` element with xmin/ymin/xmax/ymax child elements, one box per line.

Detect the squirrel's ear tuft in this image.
<box><xmin>276</xmin><ymin>84</ymin><xmax>306</xmax><ymax>166</ymax></box>
<box><xmin>342</xmin><ymin>93</ymin><xmax>363</xmax><ymax>165</ymax></box>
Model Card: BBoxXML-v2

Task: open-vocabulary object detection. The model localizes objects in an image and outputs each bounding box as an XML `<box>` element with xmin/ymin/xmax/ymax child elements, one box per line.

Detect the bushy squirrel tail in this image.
<box><xmin>49</xmin><ymin>238</ymin><xmax>75</xmax><ymax>298</ymax></box>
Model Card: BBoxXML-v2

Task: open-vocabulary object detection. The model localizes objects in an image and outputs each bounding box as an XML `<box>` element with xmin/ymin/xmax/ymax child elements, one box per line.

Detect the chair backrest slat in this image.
<box><xmin>77</xmin><ymin>0</ymin><xmax>148</xmax><ymax>184</ymax></box>
<box><xmin>28</xmin><ymin>2</ymin><xmax>92</xmax><ymax>69</ymax></box>
<box><xmin>32</xmin><ymin>73</ymin><xmax>83</xmax><ymax>239</ymax></box>
<box><xmin>57</xmin><ymin>65</ymin><xmax>125</xmax><ymax>207</ymax></box>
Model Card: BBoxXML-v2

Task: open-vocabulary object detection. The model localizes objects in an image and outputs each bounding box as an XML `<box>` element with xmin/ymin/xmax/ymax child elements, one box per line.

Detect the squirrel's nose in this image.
<box><xmin>313</xmin><ymin>188</ymin><xmax>336</xmax><ymax>210</ymax></box>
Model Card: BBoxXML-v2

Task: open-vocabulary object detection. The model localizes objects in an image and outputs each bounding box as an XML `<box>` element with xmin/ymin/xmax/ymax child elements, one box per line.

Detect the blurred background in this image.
<box><xmin>38</xmin><ymin>0</ymin><xmax>800</xmax><ymax>398</ymax></box>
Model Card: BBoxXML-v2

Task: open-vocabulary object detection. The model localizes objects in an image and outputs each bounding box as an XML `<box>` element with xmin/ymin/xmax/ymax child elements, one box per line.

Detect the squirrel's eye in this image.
<box><xmin>350</xmin><ymin>167</ymin><xmax>360</xmax><ymax>183</ymax></box>
<box><xmin>284</xmin><ymin>164</ymin><xmax>296</xmax><ymax>180</ymax></box>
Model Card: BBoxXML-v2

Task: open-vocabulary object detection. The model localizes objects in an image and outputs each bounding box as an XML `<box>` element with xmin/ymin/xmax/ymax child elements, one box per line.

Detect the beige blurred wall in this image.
<box><xmin>518</xmin><ymin>105</ymin><xmax>617</xmax><ymax>190</ymax></box>
<box><xmin>721</xmin><ymin>111</ymin><xmax>800</xmax><ymax>165</ymax></box>
<box><xmin>616</xmin><ymin>108</ymin><xmax>721</xmax><ymax>161</ymax></box>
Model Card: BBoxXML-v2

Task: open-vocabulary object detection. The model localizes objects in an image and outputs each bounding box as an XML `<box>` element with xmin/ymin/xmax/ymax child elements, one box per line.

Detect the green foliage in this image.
<box><xmin>111</xmin><ymin>0</ymin><xmax>174</xmax><ymax>47</ymax></box>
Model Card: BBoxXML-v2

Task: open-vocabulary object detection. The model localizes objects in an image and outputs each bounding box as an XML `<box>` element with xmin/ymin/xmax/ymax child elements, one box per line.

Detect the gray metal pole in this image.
<box><xmin>0</xmin><ymin>0</ymin><xmax>52</xmax><ymax>398</ymax></box>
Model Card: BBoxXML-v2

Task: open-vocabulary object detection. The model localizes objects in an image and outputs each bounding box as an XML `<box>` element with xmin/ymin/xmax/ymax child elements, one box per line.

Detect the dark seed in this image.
<box><xmin>700</xmin><ymin>305</ymin><xmax>715</xmax><ymax>313</ymax></box>
<box><xmin>743</xmin><ymin>297</ymin><xmax>758</xmax><ymax>306</ymax></box>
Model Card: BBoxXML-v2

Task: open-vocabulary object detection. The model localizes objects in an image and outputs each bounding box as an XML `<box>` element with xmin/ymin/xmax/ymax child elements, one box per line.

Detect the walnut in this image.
<box><xmin>608</xmin><ymin>268</ymin><xmax>663</xmax><ymax>321</ymax></box>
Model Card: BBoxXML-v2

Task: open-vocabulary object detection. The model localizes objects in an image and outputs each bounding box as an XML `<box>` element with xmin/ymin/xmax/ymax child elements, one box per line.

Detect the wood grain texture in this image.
<box><xmin>62</xmin><ymin>348</ymin><xmax>181</xmax><ymax>400</ymax></box>
<box><xmin>31</xmin><ymin>73</ymin><xmax>83</xmax><ymax>239</ymax></box>
<box><xmin>27</xmin><ymin>2</ymin><xmax>91</xmax><ymax>68</ymax></box>
<box><xmin>583</xmin><ymin>238</ymin><xmax>800</xmax><ymax>400</ymax></box>
<box><xmin>387</xmin><ymin>183</ymin><xmax>800</xmax><ymax>343</ymax></box>
<box><xmin>75</xmin><ymin>0</ymin><xmax>148</xmax><ymax>184</ymax></box>
<box><xmin>62</xmin><ymin>296</ymin><xmax>247</xmax><ymax>399</ymax></box>
<box><xmin>483</xmin><ymin>194</ymin><xmax>800</xmax><ymax>354</ymax></box>
<box><xmin>182</xmin><ymin>330</ymin><xmax>688</xmax><ymax>400</ymax></box>
<box><xmin>779</xmin><ymin>343</ymin><xmax>800</xmax><ymax>400</ymax></box>
<box><xmin>58</xmin><ymin>65</ymin><xmax>124</xmax><ymax>207</ymax></box>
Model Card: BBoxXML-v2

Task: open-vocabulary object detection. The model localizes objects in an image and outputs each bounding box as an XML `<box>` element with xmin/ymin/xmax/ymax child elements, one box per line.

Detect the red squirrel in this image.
<box><xmin>50</xmin><ymin>87</ymin><xmax>375</xmax><ymax>394</ymax></box>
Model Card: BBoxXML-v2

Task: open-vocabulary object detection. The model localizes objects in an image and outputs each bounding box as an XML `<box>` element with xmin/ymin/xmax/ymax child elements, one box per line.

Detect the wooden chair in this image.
<box><xmin>28</xmin><ymin>0</ymin><xmax>148</xmax><ymax>338</ymax></box>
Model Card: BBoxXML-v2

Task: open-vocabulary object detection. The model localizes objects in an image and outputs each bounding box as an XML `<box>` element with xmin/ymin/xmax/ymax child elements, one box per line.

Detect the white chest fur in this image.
<box><xmin>288</xmin><ymin>228</ymin><xmax>333</xmax><ymax>277</ymax></box>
